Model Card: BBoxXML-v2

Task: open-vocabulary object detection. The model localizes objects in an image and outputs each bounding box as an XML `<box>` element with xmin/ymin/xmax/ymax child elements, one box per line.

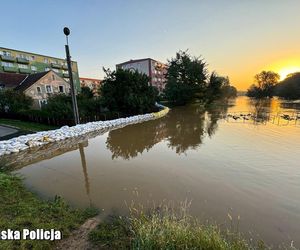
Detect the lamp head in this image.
<box><xmin>63</xmin><ymin>27</ymin><xmax>70</xmax><ymax>36</ymax></box>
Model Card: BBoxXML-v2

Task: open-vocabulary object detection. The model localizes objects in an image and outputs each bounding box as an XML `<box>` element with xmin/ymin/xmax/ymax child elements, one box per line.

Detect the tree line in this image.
<box><xmin>247</xmin><ymin>70</ymin><xmax>300</xmax><ymax>99</ymax></box>
<box><xmin>0</xmin><ymin>50</ymin><xmax>237</xmax><ymax>125</ymax></box>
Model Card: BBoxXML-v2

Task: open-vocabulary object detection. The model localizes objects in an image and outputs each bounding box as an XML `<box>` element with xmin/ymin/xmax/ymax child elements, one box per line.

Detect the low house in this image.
<box><xmin>0</xmin><ymin>70</ymin><xmax>70</xmax><ymax>109</ymax></box>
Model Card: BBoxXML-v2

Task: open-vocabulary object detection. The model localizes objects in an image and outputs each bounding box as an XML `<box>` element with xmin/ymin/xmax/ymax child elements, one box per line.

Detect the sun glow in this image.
<box><xmin>278</xmin><ymin>66</ymin><xmax>300</xmax><ymax>80</ymax></box>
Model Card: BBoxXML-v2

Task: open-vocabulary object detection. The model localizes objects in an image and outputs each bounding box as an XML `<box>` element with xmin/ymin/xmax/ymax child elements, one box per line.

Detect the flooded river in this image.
<box><xmin>10</xmin><ymin>97</ymin><xmax>300</xmax><ymax>247</ymax></box>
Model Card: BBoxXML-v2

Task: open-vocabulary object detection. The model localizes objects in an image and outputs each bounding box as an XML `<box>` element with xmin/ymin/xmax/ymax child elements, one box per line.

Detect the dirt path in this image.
<box><xmin>56</xmin><ymin>215</ymin><xmax>101</xmax><ymax>250</ymax></box>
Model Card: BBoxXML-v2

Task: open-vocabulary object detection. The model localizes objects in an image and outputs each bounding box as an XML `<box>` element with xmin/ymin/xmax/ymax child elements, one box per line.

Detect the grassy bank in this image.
<box><xmin>0</xmin><ymin>168</ymin><xmax>98</xmax><ymax>249</ymax></box>
<box><xmin>0</xmin><ymin>119</ymin><xmax>57</xmax><ymax>132</ymax></box>
<box><xmin>89</xmin><ymin>204</ymin><xmax>267</xmax><ymax>250</ymax></box>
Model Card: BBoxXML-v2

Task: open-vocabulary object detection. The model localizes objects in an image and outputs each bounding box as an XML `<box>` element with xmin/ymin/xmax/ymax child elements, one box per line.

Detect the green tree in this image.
<box><xmin>164</xmin><ymin>51</ymin><xmax>208</xmax><ymax>105</ymax></box>
<box><xmin>247</xmin><ymin>71</ymin><xmax>280</xmax><ymax>98</ymax></box>
<box><xmin>100</xmin><ymin>68</ymin><xmax>158</xmax><ymax>114</ymax></box>
<box><xmin>0</xmin><ymin>89</ymin><xmax>33</xmax><ymax>113</ymax></box>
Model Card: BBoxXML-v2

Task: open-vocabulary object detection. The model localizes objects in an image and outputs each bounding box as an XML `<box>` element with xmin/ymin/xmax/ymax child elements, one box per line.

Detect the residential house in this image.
<box><xmin>0</xmin><ymin>70</ymin><xmax>70</xmax><ymax>109</ymax></box>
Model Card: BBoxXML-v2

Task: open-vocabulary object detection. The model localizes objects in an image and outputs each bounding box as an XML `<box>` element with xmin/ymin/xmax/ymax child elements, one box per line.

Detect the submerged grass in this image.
<box><xmin>89</xmin><ymin>202</ymin><xmax>269</xmax><ymax>250</ymax></box>
<box><xmin>0</xmin><ymin>168</ymin><xmax>98</xmax><ymax>249</ymax></box>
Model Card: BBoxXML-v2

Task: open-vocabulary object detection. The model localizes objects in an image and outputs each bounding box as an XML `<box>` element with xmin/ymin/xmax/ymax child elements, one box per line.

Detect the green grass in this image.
<box><xmin>0</xmin><ymin>119</ymin><xmax>57</xmax><ymax>132</ymax></box>
<box><xmin>89</xmin><ymin>203</ymin><xmax>269</xmax><ymax>250</ymax></box>
<box><xmin>0</xmin><ymin>169</ymin><xmax>98</xmax><ymax>249</ymax></box>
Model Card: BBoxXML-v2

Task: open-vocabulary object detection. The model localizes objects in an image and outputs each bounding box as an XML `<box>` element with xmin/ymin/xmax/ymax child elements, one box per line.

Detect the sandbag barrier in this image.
<box><xmin>0</xmin><ymin>104</ymin><xmax>169</xmax><ymax>157</ymax></box>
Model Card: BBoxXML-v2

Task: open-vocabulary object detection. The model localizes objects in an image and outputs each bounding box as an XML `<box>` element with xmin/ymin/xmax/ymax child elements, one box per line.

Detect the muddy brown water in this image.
<box><xmin>5</xmin><ymin>97</ymin><xmax>300</xmax><ymax>247</ymax></box>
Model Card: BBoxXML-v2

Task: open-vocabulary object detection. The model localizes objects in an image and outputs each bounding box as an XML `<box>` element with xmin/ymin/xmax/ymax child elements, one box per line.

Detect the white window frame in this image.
<box><xmin>38</xmin><ymin>99</ymin><xmax>47</xmax><ymax>108</ymax></box>
<box><xmin>45</xmin><ymin>85</ymin><xmax>53</xmax><ymax>93</ymax></box>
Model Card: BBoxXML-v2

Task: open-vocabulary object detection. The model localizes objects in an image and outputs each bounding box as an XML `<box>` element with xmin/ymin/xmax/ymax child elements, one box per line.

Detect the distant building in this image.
<box><xmin>0</xmin><ymin>47</ymin><xmax>80</xmax><ymax>91</ymax></box>
<box><xmin>80</xmin><ymin>77</ymin><xmax>102</xmax><ymax>96</ymax></box>
<box><xmin>0</xmin><ymin>70</ymin><xmax>70</xmax><ymax>109</ymax></box>
<box><xmin>116</xmin><ymin>58</ymin><xmax>167</xmax><ymax>92</ymax></box>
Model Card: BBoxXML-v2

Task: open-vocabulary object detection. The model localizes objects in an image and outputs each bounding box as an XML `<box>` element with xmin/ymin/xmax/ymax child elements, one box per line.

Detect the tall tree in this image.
<box><xmin>247</xmin><ymin>71</ymin><xmax>280</xmax><ymax>98</ymax></box>
<box><xmin>100</xmin><ymin>68</ymin><xmax>158</xmax><ymax>114</ymax></box>
<box><xmin>164</xmin><ymin>51</ymin><xmax>208</xmax><ymax>105</ymax></box>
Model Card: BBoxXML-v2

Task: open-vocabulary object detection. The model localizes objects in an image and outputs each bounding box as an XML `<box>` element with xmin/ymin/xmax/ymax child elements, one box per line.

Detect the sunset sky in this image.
<box><xmin>1</xmin><ymin>0</ymin><xmax>300</xmax><ymax>90</ymax></box>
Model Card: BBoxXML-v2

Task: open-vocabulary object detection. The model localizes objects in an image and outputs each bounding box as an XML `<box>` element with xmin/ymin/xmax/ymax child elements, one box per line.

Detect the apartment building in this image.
<box><xmin>0</xmin><ymin>47</ymin><xmax>80</xmax><ymax>91</ymax></box>
<box><xmin>116</xmin><ymin>58</ymin><xmax>167</xmax><ymax>92</ymax></box>
<box><xmin>80</xmin><ymin>77</ymin><xmax>102</xmax><ymax>96</ymax></box>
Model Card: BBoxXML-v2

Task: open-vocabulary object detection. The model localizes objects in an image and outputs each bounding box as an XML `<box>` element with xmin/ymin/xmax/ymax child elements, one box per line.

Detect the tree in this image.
<box><xmin>0</xmin><ymin>89</ymin><xmax>33</xmax><ymax>113</ymax></box>
<box><xmin>100</xmin><ymin>68</ymin><xmax>158</xmax><ymax>114</ymax></box>
<box><xmin>275</xmin><ymin>72</ymin><xmax>300</xmax><ymax>99</ymax></box>
<box><xmin>164</xmin><ymin>51</ymin><xmax>208</xmax><ymax>105</ymax></box>
<box><xmin>247</xmin><ymin>71</ymin><xmax>280</xmax><ymax>98</ymax></box>
<box><xmin>207</xmin><ymin>73</ymin><xmax>237</xmax><ymax>101</ymax></box>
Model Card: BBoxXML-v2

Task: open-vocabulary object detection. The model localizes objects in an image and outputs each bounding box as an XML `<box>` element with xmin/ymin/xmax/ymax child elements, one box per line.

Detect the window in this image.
<box><xmin>45</xmin><ymin>67</ymin><xmax>50</xmax><ymax>71</ymax></box>
<box><xmin>44</xmin><ymin>58</ymin><xmax>49</xmax><ymax>63</ymax></box>
<box><xmin>1</xmin><ymin>62</ymin><xmax>14</xmax><ymax>67</ymax></box>
<box><xmin>46</xmin><ymin>85</ymin><xmax>52</xmax><ymax>93</ymax></box>
<box><xmin>52</xmin><ymin>69</ymin><xmax>59</xmax><ymax>73</ymax></box>
<box><xmin>59</xmin><ymin>85</ymin><xmax>64</xmax><ymax>93</ymax></box>
<box><xmin>38</xmin><ymin>99</ymin><xmax>47</xmax><ymax>108</ymax></box>
<box><xmin>3</xmin><ymin>51</ymin><xmax>11</xmax><ymax>56</ymax></box>
<box><xmin>18</xmin><ymin>64</ymin><xmax>28</xmax><ymax>69</ymax></box>
<box><xmin>36</xmin><ymin>86</ymin><xmax>42</xmax><ymax>94</ymax></box>
<box><xmin>31</xmin><ymin>66</ymin><xmax>37</xmax><ymax>71</ymax></box>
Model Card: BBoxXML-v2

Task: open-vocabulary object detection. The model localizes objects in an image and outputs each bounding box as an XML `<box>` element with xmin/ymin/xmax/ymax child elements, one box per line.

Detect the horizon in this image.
<box><xmin>1</xmin><ymin>0</ymin><xmax>300</xmax><ymax>91</ymax></box>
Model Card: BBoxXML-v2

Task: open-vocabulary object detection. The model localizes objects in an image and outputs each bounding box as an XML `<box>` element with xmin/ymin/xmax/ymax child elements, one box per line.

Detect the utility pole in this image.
<box><xmin>63</xmin><ymin>27</ymin><xmax>80</xmax><ymax>125</ymax></box>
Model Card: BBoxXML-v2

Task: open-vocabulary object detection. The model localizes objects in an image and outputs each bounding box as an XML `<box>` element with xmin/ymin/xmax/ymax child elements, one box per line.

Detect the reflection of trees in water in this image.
<box><xmin>206</xmin><ymin>104</ymin><xmax>228</xmax><ymax>137</ymax></box>
<box><xmin>247</xmin><ymin>98</ymin><xmax>272</xmax><ymax>122</ymax></box>
<box><xmin>165</xmin><ymin>105</ymin><xmax>206</xmax><ymax>154</ymax></box>
<box><xmin>106</xmin><ymin>103</ymin><xmax>229</xmax><ymax>159</ymax></box>
<box><xmin>106</xmin><ymin>119</ymin><xmax>166</xmax><ymax>160</ymax></box>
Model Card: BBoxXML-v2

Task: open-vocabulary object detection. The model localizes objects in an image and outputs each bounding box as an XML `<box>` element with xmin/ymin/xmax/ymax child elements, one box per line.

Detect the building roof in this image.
<box><xmin>0</xmin><ymin>71</ymin><xmax>61</xmax><ymax>91</ymax></box>
<box><xmin>116</xmin><ymin>58</ymin><xmax>153</xmax><ymax>67</ymax></box>
<box><xmin>15</xmin><ymin>71</ymin><xmax>50</xmax><ymax>91</ymax></box>
<box><xmin>0</xmin><ymin>72</ymin><xmax>27</xmax><ymax>89</ymax></box>
<box><xmin>80</xmin><ymin>77</ymin><xmax>102</xmax><ymax>82</ymax></box>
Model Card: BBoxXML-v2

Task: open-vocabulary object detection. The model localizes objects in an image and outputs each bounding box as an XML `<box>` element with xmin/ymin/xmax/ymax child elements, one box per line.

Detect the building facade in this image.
<box><xmin>116</xmin><ymin>58</ymin><xmax>167</xmax><ymax>92</ymax></box>
<box><xmin>0</xmin><ymin>47</ymin><xmax>80</xmax><ymax>91</ymax></box>
<box><xmin>80</xmin><ymin>77</ymin><xmax>102</xmax><ymax>96</ymax></box>
<box><xmin>0</xmin><ymin>70</ymin><xmax>70</xmax><ymax>109</ymax></box>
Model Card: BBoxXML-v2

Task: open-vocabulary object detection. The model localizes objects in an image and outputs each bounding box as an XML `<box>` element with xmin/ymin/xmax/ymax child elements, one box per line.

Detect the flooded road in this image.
<box><xmin>10</xmin><ymin>97</ymin><xmax>300</xmax><ymax>247</ymax></box>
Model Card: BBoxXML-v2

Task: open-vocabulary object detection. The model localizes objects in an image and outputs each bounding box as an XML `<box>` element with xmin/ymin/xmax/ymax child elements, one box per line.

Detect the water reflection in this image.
<box><xmin>106</xmin><ymin>103</ymin><xmax>228</xmax><ymax>158</ymax></box>
<box><xmin>78</xmin><ymin>143</ymin><xmax>91</xmax><ymax>205</ymax></box>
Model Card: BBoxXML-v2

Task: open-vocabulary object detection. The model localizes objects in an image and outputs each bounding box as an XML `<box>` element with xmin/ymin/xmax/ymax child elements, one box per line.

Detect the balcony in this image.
<box><xmin>63</xmin><ymin>73</ymin><xmax>70</xmax><ymax>78</ymax></box>
<box><xmin>51</xmin><ymin>63</ymin><xmax>61</xmax><ymax>69</ymax></box>
<box><xmin>19</xmin><ymin>68</ymin><xmax>32</xmax><ymax>74</ymax></box>
<box><xmin>1</xmin><ymin>55</ymin><xmax>15</xmax><ymax>62</ymax></box>
<box><xmin>17</xmin><ymin>57</ymin><xmax>30</xmax><ymax>64</ymax></box>
<box><xmin>3</xmin><ymin>66</ymin><xmax>18</xmax><ymax>73</ymax></box>
<box><xmin>62</xmin><ymin>65</ymin><xmax>68</xmax><ymax>70</ymax></box>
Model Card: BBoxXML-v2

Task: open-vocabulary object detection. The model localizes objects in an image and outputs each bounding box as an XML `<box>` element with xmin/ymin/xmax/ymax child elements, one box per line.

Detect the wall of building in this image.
<box><xmin>80</xmin><ymin>78</ymin><xmax>102</xmax><ymax>95</ymax></box>
<box><xmin>150</xmin><ymin>59</ymin><xmax>167</xmax><ymax>92</ymax></box>
<box><xmin>24</xmin><ymin>71</ymin><xmax>70</xmax><ymax>109</ymax></box>
<box><xmin>0</xmin><ymin>47</ymin><xmax>80</xmax><ymax>91</ymax></box>
<box><xmin>118</xmin><ymin>60</ymin><xmax>150</xmax><ymax>76</ymax></box>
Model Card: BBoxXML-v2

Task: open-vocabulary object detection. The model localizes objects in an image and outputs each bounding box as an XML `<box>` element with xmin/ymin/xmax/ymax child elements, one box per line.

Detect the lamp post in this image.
<box><xmin>63</xmin><ymin>27</ymin><xmax>80</xmax><ymax>125</ymax></box>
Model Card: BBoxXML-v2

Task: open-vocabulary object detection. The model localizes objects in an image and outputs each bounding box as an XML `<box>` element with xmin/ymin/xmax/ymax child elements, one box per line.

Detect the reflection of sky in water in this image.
<box><xmin>13</xmin><ymin>97</ymin><xmax>300</xmax><ymax>247</ymax></box>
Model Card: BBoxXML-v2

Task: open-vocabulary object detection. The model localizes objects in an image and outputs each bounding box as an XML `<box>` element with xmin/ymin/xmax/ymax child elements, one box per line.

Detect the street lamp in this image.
<box><xmin>63</xmin><ymin>27</ymin><xmax>80</xmax><ymax>125</ymax></box>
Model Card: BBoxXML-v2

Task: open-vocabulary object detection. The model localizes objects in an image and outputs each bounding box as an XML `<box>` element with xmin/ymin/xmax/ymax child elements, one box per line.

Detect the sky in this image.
<box><xmin>1</xmin><ymin>0</ymin><xmax>300</xmax><ymax>90</ymax></box>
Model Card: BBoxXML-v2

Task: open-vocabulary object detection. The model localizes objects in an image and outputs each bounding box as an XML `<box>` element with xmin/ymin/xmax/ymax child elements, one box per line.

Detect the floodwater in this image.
<box><xmin>12</xmin><ymin>97</ymin><xmax>300</xmax><ymax>247</ymax></box>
